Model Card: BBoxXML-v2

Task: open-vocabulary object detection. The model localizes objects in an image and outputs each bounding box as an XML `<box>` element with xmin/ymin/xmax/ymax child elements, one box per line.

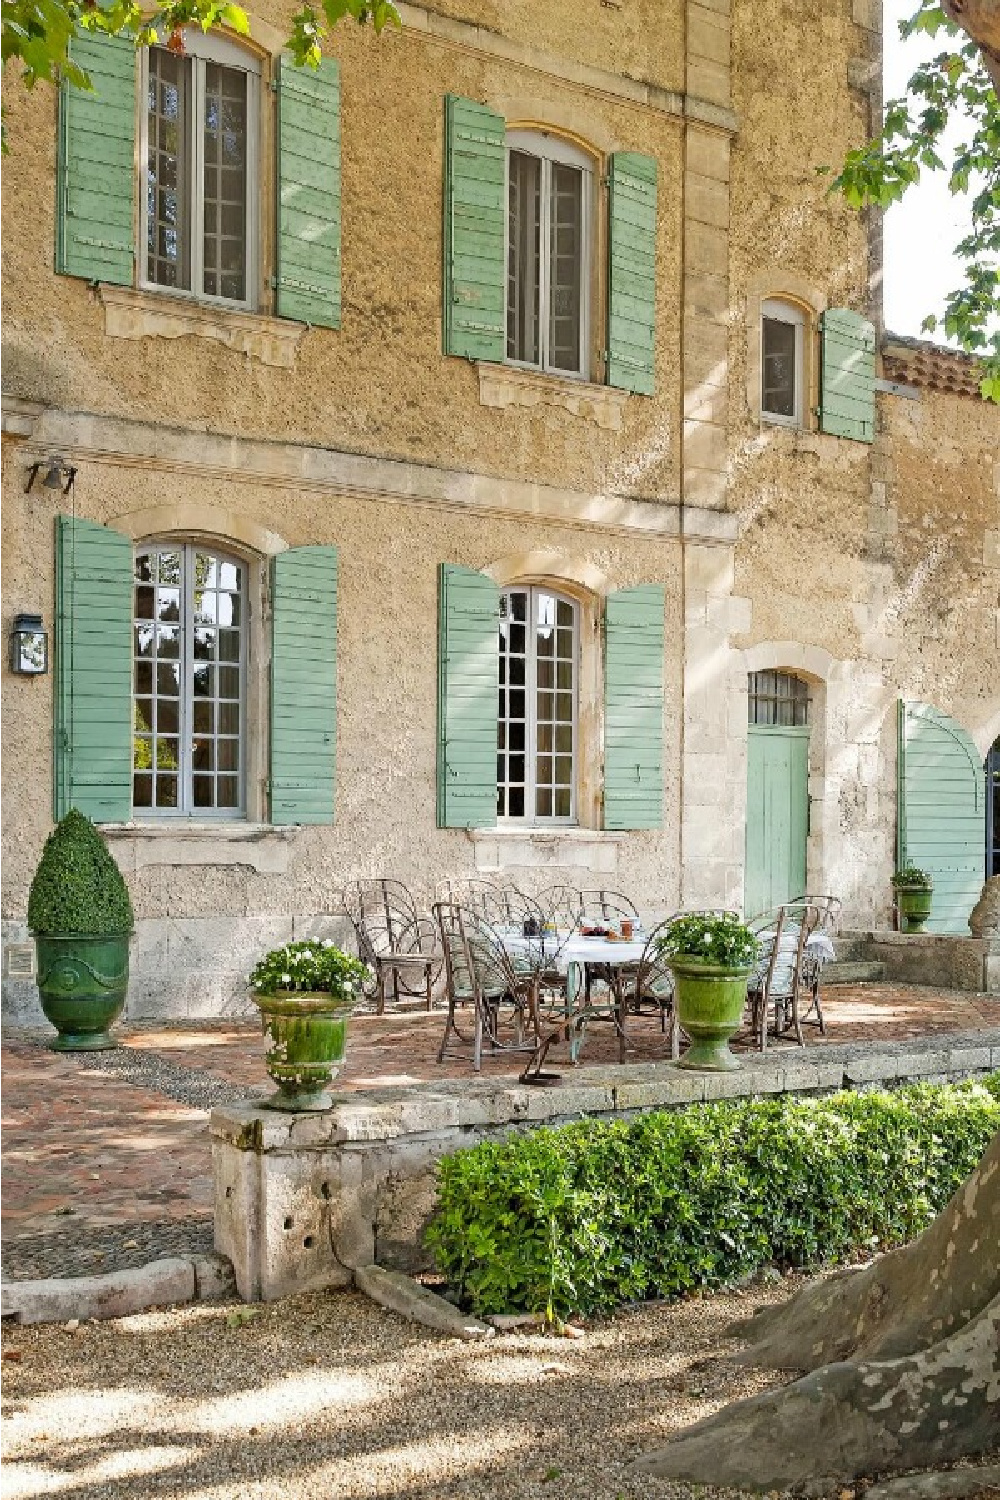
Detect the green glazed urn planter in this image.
<box><xmin>666</xmin><ymin>956</ymin><xmax>753</xmax><ymax>1072</ymax></box>
<box><xmin>34</xmin><ymin>933</ymin><xmax>131</xmax><ymax>1051</ymax></box>
<box><xmin>253</xmin><ymin>991</ymin><xmax>353</xmax><ymax>1112</ymax></box>
<box><xmin>896</xmin><ymin>885</ymin><xmax>933</xmax><ymax>934</ymax></box>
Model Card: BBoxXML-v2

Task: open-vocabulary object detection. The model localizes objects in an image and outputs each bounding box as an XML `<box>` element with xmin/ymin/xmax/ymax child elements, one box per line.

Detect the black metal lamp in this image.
<box><xmin>24</xmin><ymin>458</ymin><xmax>77</xmax><ymax>495</ymax></box>
<box><xmin>9</xmin><ymin>613</ymin><xmax>49</xmax><ymax>676</ymax></box>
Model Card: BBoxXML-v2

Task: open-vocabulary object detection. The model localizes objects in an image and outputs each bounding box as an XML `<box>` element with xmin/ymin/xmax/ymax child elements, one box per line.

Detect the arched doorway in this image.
<box><xmin>988</xmin><ymin>737</ymin><xmax>1000</xmax><ymax>878</ymax></box>
<box><xmin>745</xmin><ymin>670</ymin><xmax>810</xmax><ymax>916</ymax></box>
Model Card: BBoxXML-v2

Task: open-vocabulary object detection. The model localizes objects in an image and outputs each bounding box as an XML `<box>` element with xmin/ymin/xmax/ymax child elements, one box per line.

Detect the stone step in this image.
<box><xmin>822</xmin><ymin>959</ymin><xmax>887</xmax><ymax>985</ymax></box>
<box><xmin>832</xmin><ymin>932</ymin><xmax>869</xmax><ymax>962</ymax></box>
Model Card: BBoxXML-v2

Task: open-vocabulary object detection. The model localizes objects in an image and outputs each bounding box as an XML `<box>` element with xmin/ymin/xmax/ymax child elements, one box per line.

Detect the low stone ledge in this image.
<box><xmin>1</xmin><ymin>1257</ymin><xmax>196</xmax><ymax>1325</ymax></box>
<box><xmin>354</xmin><ymin>1264</ymin><xmax>492</xmax><ymax>1341</ymax></box>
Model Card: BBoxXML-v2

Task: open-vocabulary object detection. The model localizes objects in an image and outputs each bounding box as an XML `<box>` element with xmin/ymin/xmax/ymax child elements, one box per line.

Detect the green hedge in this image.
<box><xmin>426</xmin><ymin>1077</ymin><xmax>1000</xmax><ymax>1320</ymax></box>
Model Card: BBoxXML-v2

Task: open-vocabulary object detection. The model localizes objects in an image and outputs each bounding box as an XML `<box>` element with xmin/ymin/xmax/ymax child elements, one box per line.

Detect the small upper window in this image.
<box><xmin>748</xmin><ymin>670</ymin><xmax>810</xmax><ymax>727</ymax></box>
<box><xmin>142</xmin><ymin>33</ymin><xmax>260</xmax><ymax>308</ymax></box>
<box><xmin>133</xmin><ymin>542</ymin><xmax>246</xmax><ymax>816</ymax></box>
<box><xmin>761</xmin><ymin>299</ymin><xmax>805</xmax><ymax>427</ymax></box>
<box><xmin>506</xmin><ymin>132</ymin><xmax>592</xmax><ymax>378</ymax></box>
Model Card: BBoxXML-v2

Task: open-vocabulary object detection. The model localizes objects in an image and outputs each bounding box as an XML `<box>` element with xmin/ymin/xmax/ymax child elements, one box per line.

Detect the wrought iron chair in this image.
<box><xmin>787</xmin><ymin>893</ymin><xmax>841</xmax><ymax>1035</ymax></box>
<box><xmin>342</xmin><ymin>879</ymin><xmax>440</xmax><ymax>1015</ymax></box>
<box><xmin>535</xmin><ymin>884</ymin><xmax>585</xmax><ymax>931</ymax></box>
<box><xmin>432</xmin><ymin>901</ymin><xmax>540</xmax><ymax>1073</ymax></box>
<box><xmin>747</xmin><ymin>902</ymin><xmax>822</xmax><ymax>1050</ymax></box>
<box><xmin>434</xmin><ymin>878</ymin><xmax>510</xmax><ymax>927</ymax></box>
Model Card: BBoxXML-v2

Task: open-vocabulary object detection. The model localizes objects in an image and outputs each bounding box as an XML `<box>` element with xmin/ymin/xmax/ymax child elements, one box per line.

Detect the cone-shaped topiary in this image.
<box><xmin>27</xmin><ymin>809</ymin><xmax>134</xmax><ymax>936</ymax></box>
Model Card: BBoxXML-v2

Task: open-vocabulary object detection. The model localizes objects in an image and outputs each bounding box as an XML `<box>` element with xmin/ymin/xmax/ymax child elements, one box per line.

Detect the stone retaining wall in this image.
<box><xmin>211</xmin><ymin>1031</ymin><xmax>1000</xmax><ymax>1303</ymax></box>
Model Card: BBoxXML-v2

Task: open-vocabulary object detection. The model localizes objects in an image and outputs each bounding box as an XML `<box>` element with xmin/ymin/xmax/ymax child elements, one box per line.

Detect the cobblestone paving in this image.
<box><xmin>2</xmin><ymin>982</ymin><xmax>997</xmax><ymax>1282</ymax></box>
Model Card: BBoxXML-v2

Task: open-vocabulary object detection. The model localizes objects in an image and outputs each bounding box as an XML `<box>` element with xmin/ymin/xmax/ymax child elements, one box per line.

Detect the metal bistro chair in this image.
<box><xmin>787</xmin><ymin>894</ymin><xmax>842</xmax><ymax>1036</ymax></box>
<box><xmin>434</xmin><ymin>878</ymin><xmax>510</xmax><ymax>928</ymax></box>
<box><xmin>342</xmin><ymin>879</ymin><xmax>440</xmax><ymax>1015</ymax></box>
<box><xmin>747</xmin><ymin>902</ymin><xmax>822</xmax><ymax>1051</ymax></box>
<box><xmin>536</xmin><ymin>884</ymin><xmax>586</xmax><ymax>931</ymax></box>
<box><xmin>433</xmin><ymin>901</ymin><xmax>542</xmax><ymax>1074</ymax></box>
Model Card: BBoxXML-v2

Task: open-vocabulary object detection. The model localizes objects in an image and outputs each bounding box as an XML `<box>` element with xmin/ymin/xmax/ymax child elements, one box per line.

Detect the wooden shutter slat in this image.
<box><xmin>437</xmin><ymin>563</ymin><xmax>499</xmax><ymax>828</ymax></box>
<box><xmin>277</xmin><ymin>55</ymin><xmax>341</xmax><ymax>329</ymax></box>
<box><xmin>442</xmin><ymin>95</ymin><xmax>506</xmax><ymax>361</ymax></box>
<box><xmin>606</xmin><ymin>151</ymin><xmax>657</xmax><ymax>396</ymax></box>
<box><xmin>56</xmin><ymin>33</ymin><xmax>135</xmax><ymax>285</ymax></box>
<box><xmin>897</xmin><ymin>700</ymin><xmax>985</xmax><ymax>934</ymax></box>
<box><xmin>54</xmin><ymin>515</ymin><xmax>133</xmax><ymax>822</ymax></box>
<box><xmin>270</xmin><ymin>546</ymin><xmax>338</xmax><ymax>825</ymax></box>
<box><xmin>819</xmin><ymin>307</ymin><xmax>876</xmax><ymax>442</ymax></box>
<box><xmin>603</xmin><ymin>585</ymin><xmax>664</xmax><ymax>830</ymax></box>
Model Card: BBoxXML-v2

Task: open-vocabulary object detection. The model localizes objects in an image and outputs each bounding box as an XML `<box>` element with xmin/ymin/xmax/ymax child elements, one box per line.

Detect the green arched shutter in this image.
<box><xmin>54</xmin><ymin>516</ymin><xmax>134</xmax><ymax>821</ymax></box>
<box><xmin>603</xmin><ymin>585</ymin><xmax>664</xmax><ymax>829</ymax></box>
<box><xmin>897</xmin><ymin>700</ymin><xmax>986</xmax><ymax>933</ymax></box>
<box><xmin>56</xmin><ymin>32</ymin><xmax>136</xmax><ymax>284</ymax></box>
<box><xmin>270</xmin><ymin>546</ymin><xmax>339</xmax><ymax>824</ymax></box>
<box><xmin>276</xmin><ymin>55</ymin><xmax>341</xmax><ymax>328</ymax></box>
<box><xmin>437</xmin><ymin>564</ymin><xmax>499</xmax><ymax>827</ymax></box>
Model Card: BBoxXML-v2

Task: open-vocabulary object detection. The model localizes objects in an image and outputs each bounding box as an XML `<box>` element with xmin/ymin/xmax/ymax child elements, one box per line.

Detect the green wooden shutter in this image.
<box><xmin>897</xmin><ymin>701</ymin><xmax>986</xmax><ymax>934</ymax></box>
<box><xmin>606</xmin><ymin>151</ymin><xmax>657</xmax><ymax>395</ymax></box>
<box><xmin>603</xmin><ymin>585</ymin><xmax>664</xmax><ymax>829</ymax></box>
<box><xmin>442</xmin><ymin>95</ymin><xmax>505</xmax><ymax>361</ymax></box>
<box><xmin>276</xmin><ymin>55</ymin><xmax>341</xmax><ymax>328</ymax></box>
<box><xmin>819</xmin><ymin>308</ymin><xmax>876</xmax><ymax>442</ymax></box>
<box><xmin>270</xmin><ymin>546</ymin><xmax>338</xmax><ymax>824</ymax></box>
<box><xmin>56</xmin><ymin>32</ymin><xmax>136</xmax><ymax>284</ymax></box>
<box><xmin>54</xmin><ymin>515</ymin><xmax>133</xmax><ymax>822</ymax></box>
<box><xmin>437</xmin><ymin>564</ymin><xmax>499</xmax><ymax>828</ymax></box>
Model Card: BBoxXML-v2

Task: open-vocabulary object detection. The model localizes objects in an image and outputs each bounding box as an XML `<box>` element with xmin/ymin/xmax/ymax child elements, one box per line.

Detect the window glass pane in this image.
<box><xmin>507</xmin><ymin>150</ymin><xmax>541</xmax><ymax>365</ymax></box>
<box><xmin>498</xmin><ymin>587</ymin><xmax>577</xmax><ymax>824</ymax></box>
<box><xmin>548</xmin><ymin>162</ymin><xmax>582</xmax><ymax>372</ymax></box>
<box><xmin>147</xmin><ymin>50</ymin><xmax>191</xmax><ymax>289</ymax></box>
<box><xmin>202</xmin><ymin>62</ymin><xmax>247</xmax><ymax>301</ymax></box>
<box><xmin>762</xmin><ymin>317</ymin><xmax>797</xmax><ymax>418</ymax></box>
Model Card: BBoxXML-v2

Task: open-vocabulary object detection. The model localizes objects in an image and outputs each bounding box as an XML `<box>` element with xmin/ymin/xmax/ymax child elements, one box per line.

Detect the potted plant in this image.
<box><xmin>892</xmin><ymin>866</ymin><xmax>933</xmax><ymax>933</ymax></box>
<box><xmin>657</xmin><ymin>912</ymin><xmax>760</xmax><ymax>1072</ymax></box>
<box><xmin>27</xmin><ymin>808</ymin><xmax>134</xmax><ymax>1051</ymax></box>
<box><xmin>248</xmin><ymin>940</ymin><xmax>370</xmax><ymax>1112</ymax></box>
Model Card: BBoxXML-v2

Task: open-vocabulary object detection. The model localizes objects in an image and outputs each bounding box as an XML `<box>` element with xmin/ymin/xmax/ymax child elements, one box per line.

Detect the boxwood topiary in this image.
<box><xmin>27</xmin><ymin>809</ymin><xmax>134</xmax><ymax>936</ymax></box>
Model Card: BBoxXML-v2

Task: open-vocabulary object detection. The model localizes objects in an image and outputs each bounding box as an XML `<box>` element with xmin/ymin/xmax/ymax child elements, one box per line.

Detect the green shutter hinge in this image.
<box><xmin>270</xmin><ymin>78</ymin><xmax>278</xmax><ymax>93</ymax></box>
<box><xmin>269</xmin><ymin>274</ymin><xmax>278</xmax><ymax>290</ymax></box>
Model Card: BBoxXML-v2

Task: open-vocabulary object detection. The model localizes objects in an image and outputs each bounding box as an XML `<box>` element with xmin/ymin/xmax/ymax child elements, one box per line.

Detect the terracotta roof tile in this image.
<box><xmin>881</xmin><ymin>333</ymin><xmax>985</xmax><ymax>399</ymax></box>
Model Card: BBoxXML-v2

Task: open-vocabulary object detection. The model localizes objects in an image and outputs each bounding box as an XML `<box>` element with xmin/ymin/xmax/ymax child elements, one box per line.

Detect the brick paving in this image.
<box><xmin>2</xmin><ymin>982</ymin><xmax>997</xmax><ymax>1279</ymax></box>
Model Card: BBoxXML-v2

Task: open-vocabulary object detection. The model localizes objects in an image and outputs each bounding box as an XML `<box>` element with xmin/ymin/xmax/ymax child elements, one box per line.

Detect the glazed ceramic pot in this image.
<box><xmin>33</xmin><ymin>933</ymin><xmax>130</xmax><ymax>1051</ymax></box>
<box><xmin>896</xmin><ymin>885</ymin><xmax>933</xmax><ymax>934</ymax></box>
<box><xmin>666</xmin><ymin>956</ymin><xmax>753</xmax><ymax>1072</ymax></box>
<box><xmin>253</xmin><ymin>991</ymin><xmax>353</xmax><ymax>1111</ymax></box>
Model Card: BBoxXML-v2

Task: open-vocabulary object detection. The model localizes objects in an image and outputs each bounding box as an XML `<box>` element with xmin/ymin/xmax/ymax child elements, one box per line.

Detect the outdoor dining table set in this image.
<box><xmin>341</xmin><ymin>878</ymin><xmax>840</xmax><ymax>1083</ymax></box>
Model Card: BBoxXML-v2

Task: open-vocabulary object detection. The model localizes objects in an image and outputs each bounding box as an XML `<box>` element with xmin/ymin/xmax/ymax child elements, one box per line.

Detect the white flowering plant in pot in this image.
<box><xmin>249</xmin><ymin>940</ymin><xmax>369</xmax><ymax>1003</ymax></box>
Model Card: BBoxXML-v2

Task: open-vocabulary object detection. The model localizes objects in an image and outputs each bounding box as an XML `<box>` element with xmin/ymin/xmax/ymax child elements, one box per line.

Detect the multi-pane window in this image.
<box><xmin>748</xmin><ymin>670</ymin><xmax>810</xmax><ymax>727</ymax></box>
<box><xmin>761</xmin><ymin>299</ymin><xmax>805</xmax><ymax>425</ymax></box>
<box><xmin>142</xmin><ymin>34</ymin><xmax>258</xmax><ymax>307</ymax></box>
<box><xmin>133</xmin><ymin>544</ymin><xmax>245</xmax><ymax>815</ymax></box>
<box><xmin>498</xmin><ymin>588</ymin><xmax>577</xmax><ymax>822</ymax></box>
<box><xmin>506</xmin><ymin>132</ymin><xmax>591</xmax><ymax>377</ymax></box>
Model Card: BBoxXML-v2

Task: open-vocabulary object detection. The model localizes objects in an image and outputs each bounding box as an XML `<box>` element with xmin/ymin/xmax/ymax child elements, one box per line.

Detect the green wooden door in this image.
<box><xmin>745</xmin><ymin>726</ymin><xmax>809</xmax><ymax>916</ymax></box>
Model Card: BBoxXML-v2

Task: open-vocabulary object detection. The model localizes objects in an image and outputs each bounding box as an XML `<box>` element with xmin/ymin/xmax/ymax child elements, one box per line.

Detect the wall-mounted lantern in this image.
<box><xmin>9</xmin><ymin>614</ymin><xmax>49</xmax><ymax>676</ymax></box>
<box><xmin>24</xmin><ymin>457</ymin><xmax>77</xmax><ymax>495</ymax></box>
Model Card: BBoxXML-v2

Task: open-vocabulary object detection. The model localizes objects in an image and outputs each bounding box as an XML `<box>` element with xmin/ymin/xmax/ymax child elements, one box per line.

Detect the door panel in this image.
<box><xmin>898</xmin><ymin>701</ymin><xmax>986</xmax><ymax>933</ymax></box>
<box><xmin>745</xmin><ymin>727</ymin><xmax>809</xmax><ymax>917</ymax></box>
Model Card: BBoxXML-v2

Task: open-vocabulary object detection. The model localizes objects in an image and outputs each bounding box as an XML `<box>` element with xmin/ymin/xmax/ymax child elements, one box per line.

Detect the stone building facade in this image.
<box><xmin>1</xmin><ymin>0</ymin><xmax>997</xmax><ymax>1023</ymax></box>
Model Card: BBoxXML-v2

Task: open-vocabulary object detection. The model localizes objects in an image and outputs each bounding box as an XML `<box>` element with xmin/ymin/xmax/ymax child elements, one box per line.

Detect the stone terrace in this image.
<box><xmin>2</xmin><ymin>982</ymin><xmax>998</xmax><ymax>1283</ymax></box>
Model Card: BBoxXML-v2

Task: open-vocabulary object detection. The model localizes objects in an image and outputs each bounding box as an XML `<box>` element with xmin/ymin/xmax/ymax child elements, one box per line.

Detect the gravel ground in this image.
<box><xmin>77</xmin><ymin>1048</ymin><xmax>267</xmax><ymax>1110</ymax></box>
<box><xmin>2</xmin><ymin>1216</ymin><xmax>215</xmax><ymax>1281</ymax></box>
<box><xmin>3</xmin><ymin>1279</ymin><xmax>998</xmax><ymax>1500</ymax></box>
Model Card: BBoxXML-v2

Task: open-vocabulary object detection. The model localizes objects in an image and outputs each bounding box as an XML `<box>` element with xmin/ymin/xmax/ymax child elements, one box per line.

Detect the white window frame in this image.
<box><xmin>505</xmin><ymin>130</ymin><xmax>592</xmax><ymax>381</ymax></box>
<box><xmin>139</xmin><ymin>30</ymin><xmax>260</xmax><ymax>313</ymax></box>
<box><xmin>498</xmin><ymin>585</ymin><xmax>579</xmax><ymax>827</ymax></box>
<box><xmin>132</xmin><ymin>540</ymin><xmax>248</xmax><ymax>820</ymax></box>
<box><xmin>761</xmin><ymin>298</ymin><xmax>805</xmax><ymax>428</ymax></box>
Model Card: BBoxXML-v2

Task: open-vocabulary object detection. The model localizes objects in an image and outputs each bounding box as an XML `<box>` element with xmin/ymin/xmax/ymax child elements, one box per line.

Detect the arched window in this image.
<box><xmin>498</xmin><ymin>586</ymin><xmax>578</xmax><ymax>821</ymax></box>
<box><xmin>141</xmin><ymin>31</ymin><xmax>261</xmax><ymax>308</ymax></box>
<box><xmin>761</xmin><ymin>298</ymin><xmax>805</xmax><ymax>427</ymax></box>
<box><xmin>748</xmin><ymin>670</ymin><xmax>810</xmax><ymax>727</ymax></box>
<box><xmin>133</xmin><ymin>542</ymin><xmax>247</xmax><ymax>815</ymax></box>
<box><xmin>506</xmin><ymin>131</ymin><xmax>593</xmax><ymax>378</ymax></box>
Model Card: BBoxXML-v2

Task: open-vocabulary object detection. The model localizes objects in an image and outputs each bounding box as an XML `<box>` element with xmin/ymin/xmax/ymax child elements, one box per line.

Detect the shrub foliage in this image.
<box><xmin>27</xmin><ymin>809</ymin><xmax>134</xmax><ymax>936</ymax></box>
<box><xmin>426</xmin><ymin>1078</ymin><xmax>1000</xmax><ymax>1320</ymax></box>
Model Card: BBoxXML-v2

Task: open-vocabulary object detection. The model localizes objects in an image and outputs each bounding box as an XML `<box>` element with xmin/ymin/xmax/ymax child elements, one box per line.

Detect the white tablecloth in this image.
<box><xmin>502</xmin><ymin>932</ymin><xmax>647</xmax><ymax>970</ymax></box>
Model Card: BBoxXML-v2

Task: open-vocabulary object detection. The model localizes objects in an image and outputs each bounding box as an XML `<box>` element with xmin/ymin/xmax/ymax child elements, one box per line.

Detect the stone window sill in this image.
<box><xmin>103</xmin><ymin>822</ymin><xmax>296</xmax><ymax>875</ymax></box>
<box><xmin>477</xmin><ymin>362</ymin><xmax>628</xmax><ymax>432</ymax></box>
<box><xmin>471</xmin><ymin>826</ymin><xmax>625</xmax><ymax>875</ymax></box>
<box><xmin>100</xmin><ymin>286</ymin><xmax>306</xmax><ymax>370</ymax></box>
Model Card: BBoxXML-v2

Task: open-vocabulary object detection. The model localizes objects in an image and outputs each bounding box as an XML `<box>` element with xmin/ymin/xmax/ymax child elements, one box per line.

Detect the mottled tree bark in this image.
<box><xmin>634</xmin><ymin>1131</ymin><xmax>1000</xmax><ymax>1489</ymax></box>
<box><xmin>943</xmin><ymin>0</ymin><xmax>1000</xmax><ymax>90</ymax></box>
